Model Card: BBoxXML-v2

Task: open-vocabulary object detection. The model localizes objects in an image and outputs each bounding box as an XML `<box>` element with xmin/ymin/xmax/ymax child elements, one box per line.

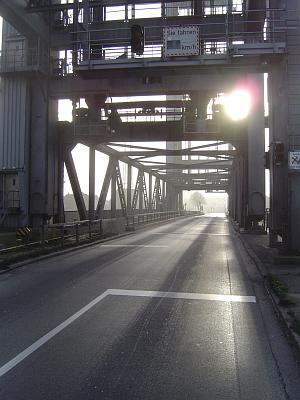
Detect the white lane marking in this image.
<box><xmin>152</xmin><ymin>232</ymin><xmax>231</xmax><ymax>237</ymax></box>
<box><xmin>0</xmin><ymin>288</ymin><xmax>256</xmax><ymax>378</ymax></box>
<box><xmin>202</xmin><ymin>233</ymin><xmax>231</xmax><ymax>236</ymax></box>
<box><xmin>101</xmin><ymin>244</ymin><xmax>168</xmax><ymax>248</ymax></box>
<box><xmin>189</xmin><ymin>223</ymin><xmax>226</xmax><ymax>226</ymax></box>
<box><xmin>108</xmin><ymin>289</ymin><xmax>256</xmax><ymax>304</ymax></box>
<box><xmin>0</xmin><ymin>290</ymin><xmax>110</xmax><ymax>378</ymax></box>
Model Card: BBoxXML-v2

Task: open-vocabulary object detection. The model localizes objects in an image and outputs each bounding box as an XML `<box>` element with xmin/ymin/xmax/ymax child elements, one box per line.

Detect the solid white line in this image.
<box><xmin>152</xmin><ymin>232</ymin><xmax>231</xmax><ymax>237</ymax></box>
<box><xmin>108</xmin><ymin>289</ymin><xmax>256</xmax><ymax>303</ymax></box>
<box><xmin>0</xmin><ymin>290</ymin><xmax>110</xmax><ymax>378</ymax></box>
<box><xmin>101</xmin><ymin>244</ymin><xmax>168</xmax><ymax>248</ymax></box>
<box><xmin>0</xmin><ymin>288</ymin><xmax>256</xmax><ymax>378</ymax></box>
<box><xmin>205</xmin><ymin>234</ymin><xmax>231</xmax><ymax>236</ymax></box>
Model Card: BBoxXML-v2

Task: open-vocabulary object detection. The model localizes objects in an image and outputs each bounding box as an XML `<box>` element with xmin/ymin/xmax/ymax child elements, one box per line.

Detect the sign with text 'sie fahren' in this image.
<box><xmin>163</xmin><ymin>26</ymin><xmax>199</xmax><ymax>57</ymax></box>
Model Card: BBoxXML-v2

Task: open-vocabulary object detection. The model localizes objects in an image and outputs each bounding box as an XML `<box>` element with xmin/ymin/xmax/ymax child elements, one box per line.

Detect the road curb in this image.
<box><xmin>236</xmin><ymin>230</ymin><xmax>300</xmax><ymax>353</ymax></box>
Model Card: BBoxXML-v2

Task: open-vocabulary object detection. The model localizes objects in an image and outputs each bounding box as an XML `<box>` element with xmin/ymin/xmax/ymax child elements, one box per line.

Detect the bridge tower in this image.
<box><xmin>0</xmin><ymin>19</ymin><xmax>62</xmax><ymax>228</ymax></box>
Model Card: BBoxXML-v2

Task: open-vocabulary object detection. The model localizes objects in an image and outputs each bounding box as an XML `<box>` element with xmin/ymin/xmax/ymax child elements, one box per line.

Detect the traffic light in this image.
<box><xmin>130</xmin><ymin>24</ymin><xmax>144</xmax><ymax>55</ymax></box>
<box><xmin>274</xmin><ymin>142</ymin><xmax>285</xmax><ymax>166</ymax></box>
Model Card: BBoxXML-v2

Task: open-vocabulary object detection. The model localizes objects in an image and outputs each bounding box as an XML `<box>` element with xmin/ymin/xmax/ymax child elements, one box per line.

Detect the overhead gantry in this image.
<box><xmin>0</xmin><ymin>1</ymin><xmax>299</xmax><ymax>251</ymax></box>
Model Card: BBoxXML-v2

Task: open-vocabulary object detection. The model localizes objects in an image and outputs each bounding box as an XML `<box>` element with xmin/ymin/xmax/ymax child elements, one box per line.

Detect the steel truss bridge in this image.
<box><xmin>0</xmin><ymin>0</ymin><xmax>300</xmax><ymax>251</ymax></box>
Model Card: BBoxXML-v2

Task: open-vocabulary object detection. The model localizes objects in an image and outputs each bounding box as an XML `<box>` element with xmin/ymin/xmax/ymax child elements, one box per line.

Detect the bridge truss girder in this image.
<box><xmin>59</xmin><ymin>138</ymin><xmax>234</xmax><ymax>224</ymax></box>
<box><xmin>0</xmin><ymin>0</ymin><xmax>291</xmax><ymax>249</ymax></box>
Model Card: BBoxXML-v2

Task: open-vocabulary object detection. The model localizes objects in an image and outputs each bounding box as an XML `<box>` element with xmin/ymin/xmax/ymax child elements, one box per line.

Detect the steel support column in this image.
<box><xmin>178</xmin><ymin>190</ymin><xmax>184</xmax><ymax>212</ymax></box>
<box><xmin>247</xmin><ymin>74</ymin><xmax>265</xmax><ymax>229</ymax></box>
<box><xmin>149</xmin><ymin>174</ymin><xmax>153</xmax><ymax>211</ymax></box>
<box><xmin>268</xmin><ymin>1</ymin><xmax>300</xmax><ymax>250</ymax></box>
<box><xmin>64</xmin><ymin>150</ymin><xmax>88</xmax><ymax>221</ymax></box>
<box><xmin>139</xmin><ymin>171</ymin><xmax>144</xmax><ymax>213</ymax></box>
<box><xmin>157</xmin><ymin>179</ymin><xmax>162</xmax><ymax>211</ymax></box>
<box><xmin>48</xmin><ymin>94</ymin><xmax>64</xmax><ymax>224</ymax></box>
<box><xmin>162</xmin><ymin>180</ymin><xmax>166</xmax><ymax>209</ymax></box>
<box><xmin>116</xmin><ymin>162</ymin><xmax>127</xmax><ymax>215</ymax></box>
<box><xmin>89</xmin><ymin>146</ymin><xmax>95</xmax><ymax>220</ymax></box>
<box><xmin>56</xmin><ymin>143</ymin><xmax>65</xmax><ymax>223</ymax></box>
<box><xmin>166</xmin><ymin>183</ymin><xmax>177</xmax><ymax>211</ymax></box>
<box><xmin>29</xmin><ymin>79</ymin><xmax>49</xmax><ymax>226</ymax></box>
<box><xmin>132</xmin><ymin>172</ymin><xmax>140</xmax><ymax>212</ymax></box>
<box><xmin>96</xmin><ymin>157</ymin><xmax>116</xmax><ymax>218</ymax></box>
<box><xmin>127</xmin><ymin>164</ymin><xmax>132</xmax><ymax>214</ymax></box>
<box><xmin>111</xmin><ymin>168</ymin><xmax>117</xmax><ymax>218</ymax></box>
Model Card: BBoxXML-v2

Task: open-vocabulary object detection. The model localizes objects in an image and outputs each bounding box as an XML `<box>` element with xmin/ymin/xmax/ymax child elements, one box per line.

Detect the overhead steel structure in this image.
<box><xmin>0</xmin><ymin>0</ymin><xmax>298</xmax><ymax>251</ymax></box>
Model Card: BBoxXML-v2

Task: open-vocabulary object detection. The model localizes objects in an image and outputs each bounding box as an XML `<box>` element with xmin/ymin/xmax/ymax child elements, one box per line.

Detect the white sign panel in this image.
<box><xmin>163</xmin><ymin>26</ymin><xmax>199</xmax><ymax>57</ymax></box>
<box><xmin>289</xmin><ymin>151</ymin><xmax>300</xmax><ymax>170</ymax></box>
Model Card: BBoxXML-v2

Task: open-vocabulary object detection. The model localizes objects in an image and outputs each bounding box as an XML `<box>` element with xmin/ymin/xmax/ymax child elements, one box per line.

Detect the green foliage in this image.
<box><xmin>291</xmin><ymin>319</ymin><xmax>300</xmax><ymax>335</ymax></box>
<box><xmin>269</xmin><ymin>275</ymin><xmax>288</xmax><ymax>298</ymax></box>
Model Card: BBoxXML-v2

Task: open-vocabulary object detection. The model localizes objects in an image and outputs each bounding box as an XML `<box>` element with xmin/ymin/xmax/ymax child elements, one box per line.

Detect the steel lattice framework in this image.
<box><xmin>1</xmin><ymin>1</ymin><xmax>300</xmax><ymax>251</ymax></box>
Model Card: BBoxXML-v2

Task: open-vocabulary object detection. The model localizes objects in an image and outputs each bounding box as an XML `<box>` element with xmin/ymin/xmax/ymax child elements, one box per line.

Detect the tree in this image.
<box><xmin>189</xmin><ymin>192</ymin><xmax>206</xmax><ymax>212</ymax></box>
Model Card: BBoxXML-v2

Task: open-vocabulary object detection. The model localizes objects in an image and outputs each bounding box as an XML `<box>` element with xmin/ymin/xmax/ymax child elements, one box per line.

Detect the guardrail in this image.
<box><xmin>0</xmin><ymin>218</ymin><xmax>104</xmax><ymax>255</ymax></box>
<box><xmin>40</xmin><ymin>218</ymin><xmax>104</xmax><ymax>248</ymax></box>
<box><xmin>126</xmin><ymin>211</ymin><xmax>178</xmax><ymax>229</ymax></box>
<box><xmin>0</xmin><ymin>211</ymin><xmax>188</xmax><ymax>256</ymax></box>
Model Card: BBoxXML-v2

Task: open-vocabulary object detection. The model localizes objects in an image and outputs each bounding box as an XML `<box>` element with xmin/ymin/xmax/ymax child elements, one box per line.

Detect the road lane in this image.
<box><xmin>0</xmin><ymin>215</ymin><xmax>299</xmax><ymax>399</ymax></box>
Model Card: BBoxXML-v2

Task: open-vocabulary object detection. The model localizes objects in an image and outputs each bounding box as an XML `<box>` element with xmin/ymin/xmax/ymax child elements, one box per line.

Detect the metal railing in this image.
<box><xmin>126</xmin><ymin>211</ymin><xmax>178</xmax><ymax>229</ymax></box>
<box><xmin>48</xmin><ymin>4</ymin><xmax>271</xmax><ymax>25</ymax></box>
<box><xmin>73</xmin><ymin>106</ymin><xmax>183</xmax><ymax>127</ymax></box>
<box><xmin>183</xmin><ymin>117</ymin><xmax>219</xmax><ymax>134</ymax></box>
<box><xmin>48</xmin><ymin>8</ymin><xmax>288</xmax><ymax>76</ymax></box>
<box><xmin>73</xmin><ymin>119</ymin><xmax>111</xmax><ymax>136</ymax></box>
<box><xmin>0</xmin><ymin>219</ymin><xmax>104</xmax><ymax>255</ymax></box>
<box><xmin>40</xmin><ymin>218</ymin><xmax>104</xmax><ymax>248</ymax></box>
<box><xmin>0</xmin><ymin>211</ymin><xmax>183</xmax><ymax>256</ymax></box>
<box><xmin>49</xmin><ymin>3</ymin><xmax>242</xmax><ymax>24</ymax></box>
<box><xmin>71</xmin><ymin>109</ymin><xmax>223</xmax><ymax>137</ymax></box>
<box><xmin>1</xmin><ymin>8</ymin><xmax>287</xmax><ymax>76</ymax></box>
<box><xmin>73</xmin><ymin>9</ymin><xmax>286</xmax><ymax>62</ymax></box>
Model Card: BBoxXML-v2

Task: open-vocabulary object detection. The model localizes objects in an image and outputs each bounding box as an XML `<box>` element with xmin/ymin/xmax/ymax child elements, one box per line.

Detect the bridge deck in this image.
<box><xmin>0</xmin><ymin>216</ymin><xmax>299</xmax><ymax>399</ymax></box>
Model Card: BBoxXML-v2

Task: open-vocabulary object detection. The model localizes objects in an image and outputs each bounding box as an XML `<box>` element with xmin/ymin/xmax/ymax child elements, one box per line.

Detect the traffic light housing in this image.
<box><xmin>130</xmin><ymin>24</ymin><xmax>144</xmax><ymax>55</ymax></box>
<box><xmin>274</xmin><ymin>142</ymin><xmax>285</xmax><ymax>166</ymax></box>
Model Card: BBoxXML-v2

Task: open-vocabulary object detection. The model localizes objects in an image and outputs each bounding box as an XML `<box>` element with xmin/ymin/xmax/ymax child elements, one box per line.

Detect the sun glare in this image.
<box><xmin>224</xmin><ymin>90</ymin><xmax>251</xmax><ymax>121</ymax></box>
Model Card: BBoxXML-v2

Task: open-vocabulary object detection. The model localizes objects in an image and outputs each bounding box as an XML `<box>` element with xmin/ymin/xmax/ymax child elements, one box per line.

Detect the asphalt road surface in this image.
<box><xmin>0</xmin><ymin>215</ymin><xmax>300</xmax><ymax>400</ymax></box>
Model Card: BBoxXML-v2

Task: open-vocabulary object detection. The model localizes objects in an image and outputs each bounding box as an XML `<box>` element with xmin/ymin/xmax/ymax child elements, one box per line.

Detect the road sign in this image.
<box><xmin>163</xmin><ymin>26</ymin><xmax>199</xmax><ymax>57</ymax></box>
<box><xmin>289</xmin><ymin>151</ymin><xmax>300</xmax><ymax>170</ymax></box>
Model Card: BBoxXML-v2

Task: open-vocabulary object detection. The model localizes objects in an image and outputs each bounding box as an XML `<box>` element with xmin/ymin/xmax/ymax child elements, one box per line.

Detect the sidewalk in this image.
<box><xmin>239</xmin><ymin>231</ymin><xmax>300</xmax><ymax>348</ymax></box>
